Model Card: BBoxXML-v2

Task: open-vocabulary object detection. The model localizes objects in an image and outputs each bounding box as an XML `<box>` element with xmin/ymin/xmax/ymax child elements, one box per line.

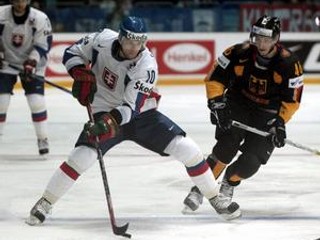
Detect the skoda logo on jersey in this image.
<box><xmin>134</xmin><ymin>81</ymin><xmax>153</xmax><ymax>94</ymax></box>
<box><xmin>11</xmin><ymin>34</ymin><xmax>24</xmax><ymax>47</ymax></box>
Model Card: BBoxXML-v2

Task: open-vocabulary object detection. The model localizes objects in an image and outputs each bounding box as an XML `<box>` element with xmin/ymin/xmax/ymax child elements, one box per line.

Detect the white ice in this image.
<box><xmin>0</xmin><ymin>85</ymin><xmax>320</xmax><ymax>240</ymax></box>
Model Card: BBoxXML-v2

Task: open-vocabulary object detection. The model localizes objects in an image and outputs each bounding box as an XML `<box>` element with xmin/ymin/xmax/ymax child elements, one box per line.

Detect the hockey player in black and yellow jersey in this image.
<box><xmin>183</xmin><ymin>15</ymin><xmax>304</xmax><ymax>213</ymax></box>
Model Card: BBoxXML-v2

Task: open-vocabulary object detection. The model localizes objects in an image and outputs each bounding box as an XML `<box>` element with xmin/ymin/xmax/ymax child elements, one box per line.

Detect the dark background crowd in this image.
<box><xmin>1</xmin><ymin>0</ymin><xmax>319</xmax><ymax>32</ymax></box>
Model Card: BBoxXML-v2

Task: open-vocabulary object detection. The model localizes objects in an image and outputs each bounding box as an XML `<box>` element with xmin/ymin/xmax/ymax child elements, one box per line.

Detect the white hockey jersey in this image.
<box><xmin>63</xmin><ymin>29</ymin><xmax>160</xmax><ymax>125</ymax></box>
<box><xmin>0</xmin><ymin>5</ymin><xmax>52</xmax><ymax>76</ymax></box>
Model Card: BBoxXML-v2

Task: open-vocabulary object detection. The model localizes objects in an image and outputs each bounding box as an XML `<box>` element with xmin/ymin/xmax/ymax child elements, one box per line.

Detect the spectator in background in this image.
<box><xmin>99</xmin><ymin>0</ymin><xmax>115</xmax><ymax>11</ymax></box>
<box><xmin>132</xmin><ymin>0</ymin><xmax>180</xmax><ymax>5</ymax></box>
<box><xmin>88</xmin><ymin>0</ymin><xmax>115</xmax><ymax>10</ymax></box>
<box><xmin>105</xmin><ymin>0</ymin><xmax>132</xmax><ymax>31</ymax></box>
<box><xmin>31</xmin><ymin>0</ymin><xmax>41</xmax><ymax>9</ymax></box>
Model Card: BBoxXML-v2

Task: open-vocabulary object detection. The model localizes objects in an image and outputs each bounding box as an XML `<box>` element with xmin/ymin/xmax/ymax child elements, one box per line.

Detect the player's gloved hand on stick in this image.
<box><xmin>70</xmin><ymin>65</ymin><xmax>97</xmax><ymax>106</ymax></box>
<box><xmin>21</xmin><ymin>59</ymin><xmax>37</xmax><ymax>81</ymax></box>
<box><xmin>84</xmin><ymin>113</ymin><xmax>119</xmax><ymax>143</ymax></box>
<box><xmin>267</xmin><ymin>116</ymin><xmax>286</xmax><ymax>148</ymax></box>
<box><xmin>208</xmin><ymin>95</ymin><xmax>231</xmax><ymax>131</ymax></box>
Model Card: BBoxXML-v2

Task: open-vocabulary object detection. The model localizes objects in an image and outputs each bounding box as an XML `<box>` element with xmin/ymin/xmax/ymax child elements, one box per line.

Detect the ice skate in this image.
<box><xmin>182</xmin><ymin>186</ymin><xmax>204</xmax><ymax>214</ymax></box>
<box><xmin>219</xmin><ymin>176</ymin><xmax>234</xmax><ymax>203</ymax></box>
<box><xmin>209</xmin><ymin>194</ymin><xmax>241</xmax><ymax>220</ymax></box>
<box><xmin>26</xmin><ymin>197</ymin><xmax>52</xmax><ymax>226</ymax></box>
<box><xmin>38</xmin><ymin>138</ymin><xmax>49</xmax><ymax>155</ymax></box>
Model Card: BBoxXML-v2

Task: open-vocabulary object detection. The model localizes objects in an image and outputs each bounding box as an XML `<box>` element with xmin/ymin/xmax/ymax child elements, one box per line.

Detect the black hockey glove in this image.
<box><xmin>208</xmin><ymin>95</ymin><xmax>231</xmax><ymax>131</ymax></box>
<box><xmin>267</xmin><ymin>116</ymin><xmax>286</xmax><ymax>148</ymax></box>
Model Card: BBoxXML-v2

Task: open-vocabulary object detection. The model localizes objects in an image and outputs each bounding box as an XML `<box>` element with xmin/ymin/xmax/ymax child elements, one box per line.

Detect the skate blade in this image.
<box><xmin>39</xmin><ymin>156</ymin><xmax>48</xmax><ymax>161</ymax></box>
<box><xmin>219</xmin><ymin>208</ymin><xmax>242</xmax><ymax>221</ymax></box>
<box><xmin>181</xmin><ymin>205</ymin><xmax>196</xmax><ymax>215</ymax></box>
<box><xmin>25</xmin><ymin>215</ymin><xmax>42</xmax><ymax>226</ymax></box>
<box><xmin>38</xmin><ymin>153</ymin><xmax>49</xmax><ymax>160</ymax></box>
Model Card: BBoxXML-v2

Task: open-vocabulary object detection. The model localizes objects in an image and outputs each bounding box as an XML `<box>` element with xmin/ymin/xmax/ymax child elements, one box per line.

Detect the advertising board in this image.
<box><xmin>46</xmin><ymin>33</ymin><xmax>320</xmax><ymax>85</ymax></box>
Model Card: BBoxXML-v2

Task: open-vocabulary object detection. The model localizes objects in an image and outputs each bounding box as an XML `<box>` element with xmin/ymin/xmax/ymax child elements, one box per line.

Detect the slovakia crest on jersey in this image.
<box><xmin>103</xmin><ymin>67</ymin><xmax>118</xmax><ymax>90</ymax></box>
<box><xmin>12</xmin><ymin>34</ymin><xmax>24</xmax><ymax>47</ymax></box>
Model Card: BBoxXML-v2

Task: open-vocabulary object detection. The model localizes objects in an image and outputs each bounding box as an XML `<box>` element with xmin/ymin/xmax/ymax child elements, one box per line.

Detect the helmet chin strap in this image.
<box><xmin>117</xmin><ymin>42</ymin><xmax>129</xmax><ymax>60</ymax></box>
<box><xmin>264</xmin><ymin>35</ymin><xmax>279</xmax><ymax>56</ymax></box>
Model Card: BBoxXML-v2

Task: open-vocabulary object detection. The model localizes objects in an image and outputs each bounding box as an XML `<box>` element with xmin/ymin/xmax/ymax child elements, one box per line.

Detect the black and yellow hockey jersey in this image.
<box><xmin>205</xmin><ymin>42</ymin><xmax>304</xmax><ymax>123</ymax></box>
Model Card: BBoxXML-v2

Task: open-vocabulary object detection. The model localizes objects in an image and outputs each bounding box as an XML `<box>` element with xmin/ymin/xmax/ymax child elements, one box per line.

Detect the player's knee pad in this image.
<box><xmin>67</xmin><ymin>146</ymin><xmax>97</xmax><ymax>175</ymax></box>
<box><xmin>226</xmin><ymin>153</ymin><xmax>261</xmax><ymax>180</ymax></box>
<box><xmin>164</xmin><ymin>135</ymin><xmax>203</xmax><ymax>167</ymax></box>
<box><xmin>26</xmin><ymin>94</ymin><xmax>46</xmax><ymax>112</ymax></box>
<box><xmin>26</xmin><ymin>94</ymin><xmax>47</xmax><ymax>122</ymax></box>
<box><xmin>213</xmin><ymin>138</ymin><xmax>240</xmax><ymax>165</ymax></box>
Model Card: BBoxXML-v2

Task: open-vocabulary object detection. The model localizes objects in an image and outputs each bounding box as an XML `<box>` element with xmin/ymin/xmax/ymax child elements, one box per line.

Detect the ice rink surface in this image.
<box><xmin>0</xmin><ymin>84</ymin><xmax>319</xmax><ymax>240</ymax></box>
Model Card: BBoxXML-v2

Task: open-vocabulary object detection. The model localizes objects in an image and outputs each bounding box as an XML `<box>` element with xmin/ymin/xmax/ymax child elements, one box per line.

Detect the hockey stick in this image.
<box><xmin>231</xmin><ymin>120</ymin><xmax>320</xmax><ymax>156</ymax></box>
<box><xmin>86</xmin><ymin>104</ymin><xmax>131</xmax><ymax>238</ymax></box>
<box><xmin>30</xmin><ymin>74</ymin><xmax>72</xmax><ymax>94</ymax></box>
<box><xmin>7</xmin><ymin>63</ymin><xmax>72</xmax><ymax>94</ymax></box>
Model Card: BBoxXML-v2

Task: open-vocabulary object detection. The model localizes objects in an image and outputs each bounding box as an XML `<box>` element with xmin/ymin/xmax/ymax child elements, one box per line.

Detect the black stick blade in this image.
<box><xmin>113</xmin><ymin>222</ymin><xmax>131</xmax><ymax>238</ymax></box>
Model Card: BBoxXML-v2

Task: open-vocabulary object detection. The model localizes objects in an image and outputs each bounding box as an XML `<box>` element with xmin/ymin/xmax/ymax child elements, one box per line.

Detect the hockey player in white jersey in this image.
<box><xmin>0</xmin><ymin>0</ymin><xmax>52</xmax><ymax>155</ymax></box>
<box><xmin>26</xmin><ymin>16</ymin><xmax>241</xmax><ymax>226</ymax></box>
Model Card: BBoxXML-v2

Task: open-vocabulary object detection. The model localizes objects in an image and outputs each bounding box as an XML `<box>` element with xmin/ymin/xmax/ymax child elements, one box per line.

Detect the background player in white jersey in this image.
<box><xmin>26</xmin><ymin>16</ymin><xmax>241</xmax><ymax>226</ymax></box>
<box><xmin>0</xmin><ymin>0</ymin><xmax>52</xmax><ymax>155</ymax></box>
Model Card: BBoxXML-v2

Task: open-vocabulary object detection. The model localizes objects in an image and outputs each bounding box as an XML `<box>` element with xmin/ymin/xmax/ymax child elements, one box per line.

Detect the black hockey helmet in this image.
<box><xmin>250</xmin><ymin>15</ymin><xmax>281</xmax><ymax>42</ymax></box>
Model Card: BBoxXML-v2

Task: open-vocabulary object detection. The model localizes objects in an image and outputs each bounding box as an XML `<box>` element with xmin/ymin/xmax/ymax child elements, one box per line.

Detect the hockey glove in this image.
<box><xmin>267</xmin><ymin>116</ymin><xmax>286</xmax><ymax>148</ymax></box>
<box><xmin>70</xmin><ymin>66</ymin><xmax>97</xmax><ymax>106</ymax></box>
<box><xmin>208</xmin><ymin>95</ymin><xmax>231</xmax><ymax>131</ymax></box>
<box><xmin>21</xmin><ymin>59</ymin><xmax>37</xmax><ymax>82</ymax></box>
<box><xmin>84</xmin><ymin>113</ymin><xmax>119</xmax><ymax>143</ymax></box>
